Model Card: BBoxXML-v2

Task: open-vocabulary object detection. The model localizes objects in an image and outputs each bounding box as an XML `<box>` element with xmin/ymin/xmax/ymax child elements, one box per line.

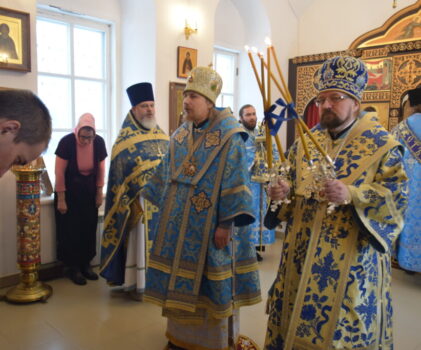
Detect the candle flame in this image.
<box><xmin>244</xmin><ymin>45</ymin><xmax>250</xmax><ymax>51</ymax></box>
<box><xmin>251</xmin><ymin>46</ymin><xmax>258</xmax><ymax>54</ymax></box>
<box><xmin>265</xmin><ymin>37</ymin><xmax>272</xmax><ymax>46</ymax></box>
<box><xmin>0</xmin><ymin>52</ymin><xmax>9</xmax><ymax>62</ymax></box>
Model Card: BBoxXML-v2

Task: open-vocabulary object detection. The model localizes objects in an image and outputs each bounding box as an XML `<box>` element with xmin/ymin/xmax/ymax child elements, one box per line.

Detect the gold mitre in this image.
<box><xmin>185</xmin><ymin>66</ymin><xmax>223</xmax><ymax>104</ymax></box>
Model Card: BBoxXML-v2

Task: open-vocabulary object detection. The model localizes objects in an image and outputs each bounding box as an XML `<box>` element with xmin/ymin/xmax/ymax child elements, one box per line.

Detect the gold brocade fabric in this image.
<box><xmin>142</xmin><ymin>108</ymin><xmax>261</xmax><ymax>324</ymax></box>
<box><xmin>99</xmin><ymin>112</ymin><xmax>169</xmax><ymax>285</ymax></box>
<box><xmin>264</xmin><ymin>113</ymin><xmax>408</xmax><ymax>350</ymax></box>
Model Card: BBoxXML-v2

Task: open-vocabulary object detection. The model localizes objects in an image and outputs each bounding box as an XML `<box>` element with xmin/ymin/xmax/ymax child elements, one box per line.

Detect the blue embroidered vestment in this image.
<box><xmin>142</xmin><ymin>108</ymin><xmax>262</xmax><ymax>323</ymax></box>
<box><xmin>100</xmin><ymin>112</ymin><xmax>169</xmax><ymax>285</ymax></box>
<box><xmin>393</xmin><ymin>113</ymin><xmax>421</xmax><ymax>272</ymax></box>
<box><xmin>265</xmin><ymin>112</ymin><xmax>408</xmax><ymax>350</ymax></box>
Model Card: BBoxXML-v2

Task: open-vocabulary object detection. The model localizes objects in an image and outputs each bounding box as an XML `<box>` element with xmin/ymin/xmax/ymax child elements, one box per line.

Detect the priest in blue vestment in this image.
<box><xmin>238</xmin><ymin>104</ymin><xmax>277</xmax><ymax>261</ymax></box>
<box><xmin>142</xmin><ymin>67</ymin><xmax>261</xmax><ymax>350</ymax></box>
<box><xmin>100</xmin><ymin>82</ymin><xmax>169</xmax><ymax>300</ymax></box>
<box><xmin>393</xmin><ymin>86</ymin><xmax>421</xmax><ymax>273</ymax></box>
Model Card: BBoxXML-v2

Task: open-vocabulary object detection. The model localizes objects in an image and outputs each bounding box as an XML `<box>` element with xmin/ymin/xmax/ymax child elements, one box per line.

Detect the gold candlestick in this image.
<box><xmin>6</xmin><ymin>165</ymin><xmax>52</xmax><ymax>303</ymax></box>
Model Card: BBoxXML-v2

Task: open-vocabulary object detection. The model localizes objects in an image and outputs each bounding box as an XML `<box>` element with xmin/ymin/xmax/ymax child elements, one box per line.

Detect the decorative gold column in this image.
<box><xmin>5</xmin><ymin>166</ymin><xmax>52</xmax><ymax>303</ymax></box>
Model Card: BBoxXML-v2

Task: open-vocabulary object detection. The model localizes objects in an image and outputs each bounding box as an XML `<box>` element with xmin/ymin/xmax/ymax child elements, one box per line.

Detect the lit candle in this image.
<box><xmin>245</xmin><ymin>46</ymin><xmax>264</xmax><ymax>98</ymax></box>
<box><xmin>258</xmin><ymin>52</ymin><xmax>267</xmax><ymax>107</ymax></box>
<box><xmin>258</xmin><ymin>51</ymin><xmax>273</xmax><ymax>169</ymax></box>
<box><xmin>265</xmin><ymin>37</ymin><xmax>272</xmax><ymax>109</ymax></box>
<box><xmin>0</xmin><ymin>52</ymin><xmax>9</xmax><ymax>63</ymax></box>
<box><xmin>260</xmin><ymin>58</ymin><xmax>287</xmax><ymax>102</ymax></box>
<box><xmin>269</xmin><ymin>45</ymin><xmax>330</xmax><ymax>163</ymax></box>
<box><xmin>271</xmin><ymin>45</ymin><xmax>292</xmax><ymax>102</ymax></box>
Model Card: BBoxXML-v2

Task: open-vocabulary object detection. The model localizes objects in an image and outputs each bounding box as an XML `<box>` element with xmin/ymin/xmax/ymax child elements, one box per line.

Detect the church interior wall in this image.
<box><xmin>0</xmin><ymin>0</ymin><xmax>40</xmax><ymax>278</ymax></box>
<box><xmin>0</xmin><ymin>0</ymin><xmax>416</xmax><ymax>280</ymax></box>
<box><xmin>298</xmin><ymin>0</ymin><xmax>416</xmax><ymax>55</ymax></box>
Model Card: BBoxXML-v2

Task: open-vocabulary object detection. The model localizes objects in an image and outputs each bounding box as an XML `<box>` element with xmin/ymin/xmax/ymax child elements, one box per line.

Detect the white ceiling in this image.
<box><xmin>287</xmin><ymin>0</ymin><xmax>317</xmax><ymax>17</ymax></box>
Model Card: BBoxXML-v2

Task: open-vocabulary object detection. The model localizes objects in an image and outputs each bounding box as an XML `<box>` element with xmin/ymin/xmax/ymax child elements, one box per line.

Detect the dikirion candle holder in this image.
<box><xmin>5</xmin><ymin>165</ymin><xmax>52</xmax><ymax>303</ymax></box>
<box><xmin>245</xmin><ymin>38</ymin><xmax>339</xmax><ymax>214</ymax></box>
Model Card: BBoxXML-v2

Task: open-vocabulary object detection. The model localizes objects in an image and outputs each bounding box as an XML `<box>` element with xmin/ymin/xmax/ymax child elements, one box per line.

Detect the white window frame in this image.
<box><xmin>213</xmin><ymin>46</ymin><xmax>239</xmax><ymax>113</ymax></box>
<box><xmin>36</xmin><ymin>8</ymin><xmax>113</xmax><ymax>189</ymax></box>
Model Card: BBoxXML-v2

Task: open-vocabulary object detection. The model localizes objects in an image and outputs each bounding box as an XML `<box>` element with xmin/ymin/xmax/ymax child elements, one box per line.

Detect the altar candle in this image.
<box><xmin>245</xmin><ymin>46</ymin><xmax>264</xmax><ymax>98</ymax></box>
<box><xmin>266</xmin><ymin>38</ymin><xmax>272</xmax><ymax>109</ymax></box>
<box><xmin>271</xmin><ymin>45</ymin><xmax>325</xmax><ymax>163</ymax></box>
<box><xmin>271</xmin><ymin>45</ymin><xmax>292</xmax><ymax>102</ymax></box>
<box><xmin>259</xmin><ymin>52</ymin><xmax>267</xmax><ymax>107</ymax></box>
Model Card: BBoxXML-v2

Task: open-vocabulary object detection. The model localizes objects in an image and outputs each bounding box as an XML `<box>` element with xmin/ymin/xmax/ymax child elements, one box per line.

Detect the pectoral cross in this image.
<box><xmin>157</xmin><ymin>146</ymin><xmax>164</xmax><ymax>159</ymax></box>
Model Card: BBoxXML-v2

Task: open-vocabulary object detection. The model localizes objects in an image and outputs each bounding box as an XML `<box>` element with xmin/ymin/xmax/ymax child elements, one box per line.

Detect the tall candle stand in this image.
<box><xmin>5</xmin><ymin>165</ymin><xmax>52</xmax><ymax>303</ymax></box>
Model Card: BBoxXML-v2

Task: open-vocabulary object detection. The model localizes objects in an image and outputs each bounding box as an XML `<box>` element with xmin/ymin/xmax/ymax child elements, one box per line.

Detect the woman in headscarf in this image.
<box><xmin>54</xmin><ymin>113</ymin><xmax>107</xmax><ymax>285</ymax></box>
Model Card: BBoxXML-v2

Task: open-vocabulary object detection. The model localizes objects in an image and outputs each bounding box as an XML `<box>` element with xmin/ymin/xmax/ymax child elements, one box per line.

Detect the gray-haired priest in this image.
<box><xmin>100</xmin><ymin>82</ymin><xmax>169</xmax><ymax>301</ymax></box>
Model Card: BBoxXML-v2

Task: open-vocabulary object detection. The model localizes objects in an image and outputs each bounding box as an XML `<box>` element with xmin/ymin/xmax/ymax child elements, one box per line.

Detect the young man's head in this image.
<box><xmin>239</xmin><ymin>104</ymin><xmax>257</xmax><ymax>131</ymax></box>
<box><xmin>0</xmin><ymin>89</ymin><xmax>52</xmax><ymax>177</ymax></box>
<box><xmin>183</xmin><ymin>66</ymin><xmax>223</xmax><ymax>124</ymax></box>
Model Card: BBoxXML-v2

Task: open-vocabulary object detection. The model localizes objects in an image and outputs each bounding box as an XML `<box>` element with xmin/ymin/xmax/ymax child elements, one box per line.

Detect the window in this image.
<box><xmin>213</xmin><ymin>48</ymin><xmax>238</xmax><ymax>112</ymax></box>
<box><xmin>36</xmin><ymin>11</ymin><xmax>111</xmax><ymax>187</ymax></box>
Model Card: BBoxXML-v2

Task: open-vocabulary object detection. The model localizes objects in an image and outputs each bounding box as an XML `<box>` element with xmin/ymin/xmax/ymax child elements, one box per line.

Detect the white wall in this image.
<box><xmin>153</xmin><ymin>0</ymin><xmax>219</xmax><ymax>134</ymax></box>
<box><xmin>214</xmin><ymin>0</ymin><xmax>245</xmax><ymax>117</ymax></box>
<box><xmin>119</xmin><ymin>0</ymin><xmax>156</xmax><ymax>132</ymax></box>
<box><xmin>214</xmin><ymin>0</ymin><xmax>245</xmax><ymax>50</ymax></box>
<box><xmin>298</xmin><ymin>0</ymin><xmax>416</xmax><ymax>55</ymax></box>
<box><xmin>214</xmin><ymin>0</ymin><xmax>299</xmax><ymax>143</ymax></box>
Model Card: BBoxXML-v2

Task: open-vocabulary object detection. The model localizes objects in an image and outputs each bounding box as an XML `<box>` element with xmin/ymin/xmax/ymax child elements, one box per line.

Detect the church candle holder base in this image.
<box><xmin>5</xmin><ymin>265</ymin><xmax>52</xmax><ymax>303</ymax></box>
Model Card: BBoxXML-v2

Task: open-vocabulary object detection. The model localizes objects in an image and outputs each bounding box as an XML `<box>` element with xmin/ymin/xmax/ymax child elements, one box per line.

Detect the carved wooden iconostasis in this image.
<box><xmin>287</xmin><ymin>0</ymin><xmax>421</xmax><ymax>147</ymax></box>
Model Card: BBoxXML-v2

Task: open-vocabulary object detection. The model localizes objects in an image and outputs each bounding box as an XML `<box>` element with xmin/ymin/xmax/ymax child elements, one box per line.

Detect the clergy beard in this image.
<box><xmin>241</xmin><ymin>119</ymin><xmax>256</xmax><ymax>131</ymax></box>
<box><xmin>140</xmin><ymin>118</ymin><xmax>156</xmax><ymax>130</ymax></box>
<box><xmin>320</xmin><ymin>110</ymin><xmax>343</xmax><ymax>130</ymax></box>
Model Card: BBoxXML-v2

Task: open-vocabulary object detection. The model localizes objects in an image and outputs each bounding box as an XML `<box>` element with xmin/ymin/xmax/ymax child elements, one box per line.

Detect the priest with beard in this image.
<box><xmin>100</xmin><ymin>82</ymin><xmax>169</xmax><ymax>301</ymax></box>
<box><xmin>264</xmin><ymin>56</ymin><xmax>408</xmax><ymax>350</ymax></box>
<box><xmin>238</xmin><ymin>104</ymin><xmax>277</xmax><ymax>261</ymax></box>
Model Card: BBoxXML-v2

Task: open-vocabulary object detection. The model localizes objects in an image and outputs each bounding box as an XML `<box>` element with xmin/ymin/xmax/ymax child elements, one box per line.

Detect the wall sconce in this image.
<box><xmin>184</xmin><ymin>20</ymin><xmax>197</xmax><ymax>40</ymax></box>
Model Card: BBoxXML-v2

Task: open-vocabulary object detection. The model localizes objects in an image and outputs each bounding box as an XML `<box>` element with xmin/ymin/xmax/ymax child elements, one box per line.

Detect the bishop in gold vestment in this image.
<box><xmin>264</xmin><ymin>56</ymin><xmax>408</xmax><ymax>350</ymax></box>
